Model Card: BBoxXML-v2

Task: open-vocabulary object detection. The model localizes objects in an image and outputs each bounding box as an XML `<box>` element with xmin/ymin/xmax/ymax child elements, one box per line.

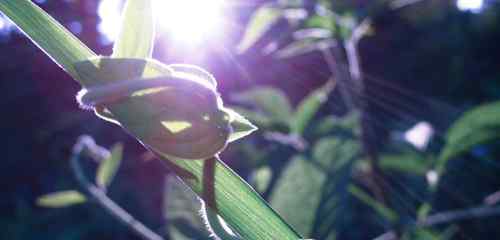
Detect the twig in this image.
<box><xmin>389</xmin><ymin>0</ymin><xmax>426</xmax><ymax>10</ymax></box>
<box><xmin>484</xmin><ymin>190</ymin><xmax>500</xmax><ymax>205</ymax></box>
<box><xmin>70</xmin><ymin>136</ymin><xmax>163</xmax><ymax>240</ymax></box>
<box><xmin>373</xmin><ymin>205</ymin><xmax>500</xmax><ymax>239</ymax></box>
<box><xmin>417</xmin><ymin>205</ymin><xmax>500</xmax><ymax>227</ymax></box>
<box><xmin>373</xmin><ymin>231</ymin><xmax>398</xmax><ymax>240</ymax></box>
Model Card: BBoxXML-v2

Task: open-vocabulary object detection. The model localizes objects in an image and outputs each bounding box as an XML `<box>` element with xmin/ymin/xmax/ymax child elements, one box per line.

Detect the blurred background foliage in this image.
<box><xmin>2</xmin><ymin>0</ymin><xmax>500</xmax><ymax>239</ymax></box>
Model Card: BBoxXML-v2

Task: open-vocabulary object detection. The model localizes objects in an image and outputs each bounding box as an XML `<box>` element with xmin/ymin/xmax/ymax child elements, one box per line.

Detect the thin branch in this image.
<box><xmin>373</xmin><ymin>231</ymin><xmax>398</xmax><ymax>240</ymax></box>
<box><xmin>484</xmin><ymin>190</ymin><xmax>500</xmax><ymax>205</ymax></box>
<box><xmin>320</xmin><ymin>45</ymin><xmax>356</xmax><ymax>108</ymax></box>
<box><xmin>373</xmin><ymin>205</ymin><xmax>500</xmax><ymax>240</ymax></box>
<box><xmin>71</xmin><ymin>136</ymin><xmax>163</xmax><ymax>240</ymax></box>
<box><xmin>417</xmin><ymin>205</ymin><xmax>500</xmax><ymax>227</ymax></box>
<box><xmin>389</xmin><ymin>0</ymin><xmax>427</xmax><ymax>10</ymax></box>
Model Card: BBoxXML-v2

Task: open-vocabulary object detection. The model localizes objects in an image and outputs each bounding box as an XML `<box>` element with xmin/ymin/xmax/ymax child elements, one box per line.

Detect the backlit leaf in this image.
<box><xmin>112</xmin><ymin>0</ymin><xmax>155</xmax><ymax>58</ymax></box>
<box><xmin>225</xmin><ymin>108</ymin><xmax>258</xmax><ymax>143</ymax></box>
<box><xmin>96</xmin><ymin>143</ymin><xmax>124</xmax><ymax>188</ymax></box>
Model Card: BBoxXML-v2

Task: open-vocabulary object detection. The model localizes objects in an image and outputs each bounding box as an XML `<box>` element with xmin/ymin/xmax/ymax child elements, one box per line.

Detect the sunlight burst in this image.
<box><xmin>154</xmin><ymin>0</ymin><xmax>225</xmax><ymax>44</ymax></box>
<box><xmin>97</xmin><ymin>0</ymin><xmax>122</xmax><ymax>43</ymax></box>
<box><xmin>97</xmin><ymin>0</ymin><xmax>226</xmax><ymax>46</ymax></box>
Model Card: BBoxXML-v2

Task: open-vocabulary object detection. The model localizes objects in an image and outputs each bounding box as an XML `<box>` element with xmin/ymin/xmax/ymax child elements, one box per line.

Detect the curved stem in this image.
<box><xmin>71</xmin><ymin>137</ymin><xmax>163</xmax><ymax>240</ymax></box>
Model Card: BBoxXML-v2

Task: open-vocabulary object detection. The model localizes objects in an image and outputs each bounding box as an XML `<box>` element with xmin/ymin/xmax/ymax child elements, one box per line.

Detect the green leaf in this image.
<box><xmin>166</xmin><ymin>154</ymin><xmax>301</xmax><ymax>240</ymax></box>
<box><xmin>168</xmin><ymin>64</ymin><xmax>217</xmax><ymax>89</ymax></box>
<box><xmin>112</xmin><ymin>0</ymin><xmax>155</xmax><ymax>58</ymax></box>
<box><xmin>292</xmin><ymin>80</ymin><xmax>336</xmax><ymax>135</ymax></box>
<box><xmin>96</xmin><ymin>143</ymin><xmax>124</xmax><ymax>188</ymax></box>
<box><xmin>203</xmin><ymin>205</ymin><xmax>243</xmax><ymax>240</ymax></box>
<box><xmin>305</xmin><ymin>15</ymin><xmax>336</xmax><ymax>32</ymax></box>
<box><xmin>274</xmin><ymin>38</ymin><xmax>335</xmax><ymax>59</ymax></box>
<box><xmin>74</xmin><ymin>57</ymin><xmax>300</xmax><ymax>240</ymax></box>
<box><xmin>270</xmin><ymin>155</ymin><xmax>326</xmax><ymax>237</ymax></box>
<box><xmin>417</xmin><ymin>203</ymin><xmax>432</xmax><ymax>220</ymax></box>
<box><xmin>438</xmin><ymin>101</ymin><xmax>500</xmax><ymax>171</ymax></box>
<box><xmin>233</xmin><ymin>87</ymin><xmax>293</xmax><ymax>125</ymax></box>
<box><xmin>237</xmin><ymin>4</ymin><xmax>283</xmax><ymax>53</ymax></box>
<box><xmin>36</xmin><ymin>190</ymin><xmax>86</xmax><ymax>208</ymax></box>
<box><xmin>228</xmin><ymin>107</ymin><xmax>274</xmax><ymax>128</ymax></box>
<box><xmin>165</xmin><ymin>176</ymin><xmax>242</xmax><ymax>240</ymax></box>
<box><xmin>312</xmin><ymin>137</ymin><xmax>360</xmax><ymax>171</ymax></box>
<box><xmin>164</xmin><ymin>176</ymin><xmax>212</xmax><ymax>240</ymax></box>
<box><xmin>0</xmin><ymin>0</ymin><xmax>96</xmax><ymax>81</ymax></box>
<box><xmin>312</xmin><ymin>111</ymin><xmax>361</xmax><ymax>137</ymax></box>
<box><xmin>224</xmin><ymin>107</ymin><xmax>258</xmax><ymax>143</ymax></box>
<box><xmin>348</xmin><ymin>185</ymin><xmax>399</xmax><ymax>222</ymax></box>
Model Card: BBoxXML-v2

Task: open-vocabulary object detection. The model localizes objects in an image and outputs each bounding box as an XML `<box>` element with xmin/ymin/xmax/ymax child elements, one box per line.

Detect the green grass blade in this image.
<box><xmin>0</xmin><ymin>0</ymin><xmax>96</xmax><ymax>81</ymax></box>
<box><xmin>112</xmin><ymin>0</ymin><xmax>155</xmax><ymax>58</ymax></box>
<box><xmin>167</xmin><ymin>155</ymin><xmax>302</xmax><ymax>240</ymax></box>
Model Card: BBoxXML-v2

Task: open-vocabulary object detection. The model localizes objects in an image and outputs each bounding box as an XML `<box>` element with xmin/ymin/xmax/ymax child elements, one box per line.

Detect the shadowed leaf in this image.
<box><xmin>37</xmin><ymin>190</ymin><xmax>86</xmax><ymax>208</ymax></box>
<box><xmin>270</xmin><ymin>155</ymin><xmax>325</xmax><ymax>237</ymax></box>
<box><xmin>438</xmin><ymin>101</ymin><xmax>500</xmax><ymax>172</ymax></box>
<box><xmin>233</xmin><ymin>87</ymin><xmax>293</xmax><ymax>125</ymax></box>
<box><xmin>292</xmin><ymin>80</ymin><xmax>336</xmax><ymax>135</ymax></box>
<box><xmin>237</xmin><ymin>4</ymin><xmax>282</xmax><ymax>53</ymax></box>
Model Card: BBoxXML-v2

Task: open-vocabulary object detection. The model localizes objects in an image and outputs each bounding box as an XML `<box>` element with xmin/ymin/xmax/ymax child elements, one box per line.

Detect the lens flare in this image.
<box><xmin>154</xmin><ymin>0</ymin><xmax>225</xmax><ymax>45</ymax></box>
<box><xmin>97</xmin><ymin>0</ymin><xmax>226</xmax><ymax>46</ymax></box>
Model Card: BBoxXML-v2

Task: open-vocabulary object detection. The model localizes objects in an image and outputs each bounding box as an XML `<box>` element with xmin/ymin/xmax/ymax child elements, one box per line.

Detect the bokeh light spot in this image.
<box><xmin>404</xmin><ymin>122</ymin><xmax>434</xmax><ymax>150</ymax></box>
<box><xmin>457</xmin><ymin>0</ymin><xmax>484</xmax><ymax>13</ymax></box>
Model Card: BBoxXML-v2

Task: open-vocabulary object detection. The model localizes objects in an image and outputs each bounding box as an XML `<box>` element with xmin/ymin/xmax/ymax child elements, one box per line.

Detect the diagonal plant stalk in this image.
<box><xmin>0</xmin><ymin>0</ymin><xmax>301</xmax><ymax>239</ymax></box>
